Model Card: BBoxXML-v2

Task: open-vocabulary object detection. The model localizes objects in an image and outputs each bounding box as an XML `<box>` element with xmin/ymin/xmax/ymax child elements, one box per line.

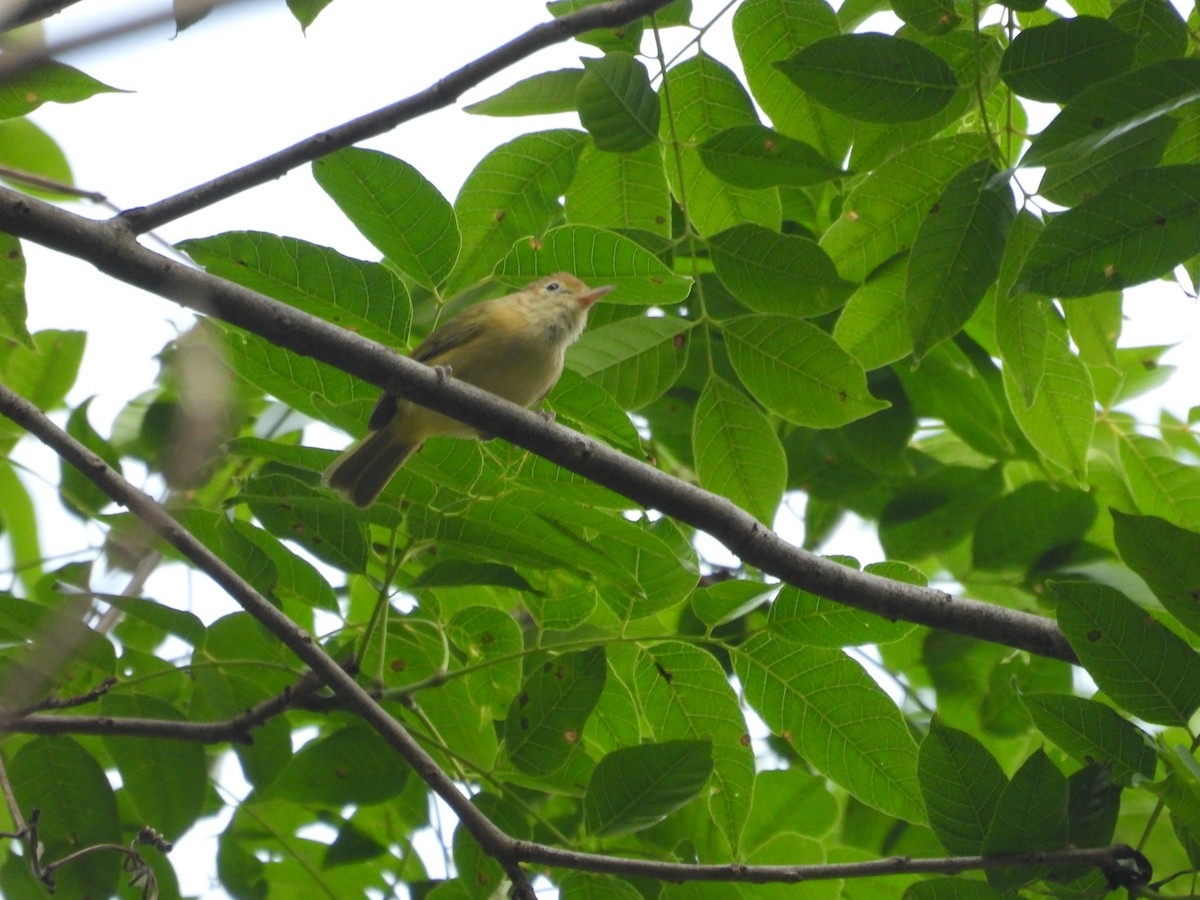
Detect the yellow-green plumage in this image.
<box><xmin>322</xmin><ymin>272</ymin><xmax>614</xmax><ymax>507</ymax></box>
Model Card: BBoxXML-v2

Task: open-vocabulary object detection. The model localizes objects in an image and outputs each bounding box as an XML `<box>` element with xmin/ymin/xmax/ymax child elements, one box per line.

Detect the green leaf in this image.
<box><xmin>691</xmin><ymin>579</ymin><xmax>775</xmax><ymax>629</ymax></box>
<box><xmin>880</xmin><ymin>464</ymin><xmax>1004</xmax><ymax>560</ymax></box>
<box><xmin>576</xmin><ymin>52</ymin><xmax>660</xmax><ymax>152</ymax></box>
<box><xmin>981</xmin><ymin>750</ymin><xmax>1069</xmax><ymax>891</ymax></box>
<box><xmin>1109</xmin><ymin>0</ymin><xmax>1188</xmax><ymax>67</ymax></box>
<box><xmin>1039</xmin><ymin>117</ymin><xmax>1175</xmax><ymax>209</ymax></box>
<box><xmin>775</xmin><ymin>33</ymin><xmax>959</xmax><ymax>124</ymax></box>
<box><xmin>241</xmin><ymin>472</ymin><xmax>370</xmax><ymax>573</ymax></box>
<box><xmin>448</xmin><ymin>129</ymin><xmax>587</xmax><ymax>292</ymax></box>
<box><xmin>735</xmin><ymin>633</ymin><xmax>925</xmax><ymax>824</ymax></box>
<box><xmin>59</xmin><ymin>397</ymin><xmax>123</xmax><ymax>520</ymax></box>
<box><xmin>567</xmin><ymin>314</ymin><xmax>692</xmax><ymax>410</ymax></box>
<box><xmin>1063</xmin><ymin>292</ymin><xmax>1122</xmax><ymax>368</ymax></box>
<box><xmin>566</xmin><ymin>143</ymin><xmax>670</xmax><ymax>237</ymax></box>
<box><xmin>312</xmin><ymin>148</ymin><xmax>459</xmax><ymax>288</ymax></box>
<box><xmin>833</xmin><ymin>254</ymin><xmax>911</xmax><ymax>370</ymax></box>
<box><xmin>286</xmin><ymin>0</ymin><xmax>334</xmax><ymax>29</ymax></box>
<box><xmin>899</xmin><ymin>339</ymin><xmax>1013</xmax><ymax>459</ymax></box>
<box><xmin>768</xmin><ymin>556</ymin><xmax>920</xmax><ymax>647</ymax></box>
<box><xmin>1021</xmin><ymin>58</ymin><xmax>1200</xmax><ymax>169</ymax></box>
<box><xmin>269</xmin><ymin>725</ymin><xmax>410</xmax><ymax>804</ymax></box>
<box><xmin>1119</xmin><ymin>433</ymin><xmax>1200</xmax><ymax>530</ymax></box>
<box><xmin>0</xmin><ymin>232</ymin><xmax>30</xmax><ymax>348</ymax></box>
<box><xmin>97</xmin><ymin>594</ymin><xmax>205</xmax><ymax>647</ymax></box>
<box><xmin>209</xmin><ymin>321</ymin><xmax>365</xmax><ymax>435</ymax></box>
<box><xmin>1017</xmin><ymin>165</ymin><xmax>1200</xmax><ymax>297</ymax></box>
<box><xmin>918</xmin><ymin>718</ymin><xmax>1007</xmax><ymax>855</ymax></box>
<box><xmin>0</xmin><ymin>328</ymin><xmax>84</xmax><ymax>416</ymax></box>
<box><xmin>634</xmin><ymin>642</ymin><xmax>755</xmax><ymax>854</ymax></box>
<box><xmin>662</xmin><ymin>54</ymin><xmax>782</xmax><ymax>237</ymax></box>
<box><xmin>820</xmin><ymin>133</ymin><xmax>990</xmax><ymax>282</ymax></box>
<box><xmin>722</xmin><ymin>314</ymin><xmax>887</xmax><ymax>428</ymax></box>
<box><xmin>547</xmin><ymin>368</ymin><xmax>643</xmax><ymax>456</ymax></box>
<box><xmin>741</xmin><ymin>768</ymin><xmax>838</xmax><ymax>852</ymax></box>
<box><xmin>709</xmin><ymin>224</ymin><xmax>854</xmax><ymax>317</ymax></box>
<box><xmin>447</xmin><ymin>606</ymin><xmax>524</xmax><ymax>711</ymax></box>
<box><xmin>547</xmin><ymin>0</ymin><xmax>644</xmax><ymax>53</ymax></box>
<box><xmin>894</xmin><ymin>0</ymin><xmax>959</xmax><ymax>34</ymax></box>
<box><xmin>999</xmin><ymin>16</ymin><xmax>1135</xmax><ymax>103</ymax></box>
<box><xmin>1067</xmin><ymin>763</ymin><xmax>1122</xmax><ymax>851</ymax></box>
<box><xmin>906</xmin><ymin>161</ymin><xmax>1016</xmax><ymax>358</ymax></box>
<box><xmin>505</xmin><ymin>647</ymin><xmax>607</xmax><ymax>775</ymax></box>
<box><xmin>1113</xmin><ymin>510</ymin><xmax>1200</xmax><ymax>638</ymax></box>
<box><xmin>1002</xmin><ymin>331</ymin><xmax>1094</xmax><ymax>482</ymax></box>
<box><xmin>412</xmin><ymin>561</ymin><xmax>534</xmax><ymax>592</ymax></box>
<box><xmin>903</xmin><ymin>879</ymin><xmax>1006</xmax><ymax>900</ymax></box>
<box><xmin>972</xmin><ymin>482</ymin><xmax>1097</xmax><ymax>572</ymax></box>
<box><xmin>995</xmin><ymin>211</ymin><xmax>1048</xmax><ymax>407</ymax></box>
<box><xmin>732</xmin><ymin>0</ymin><xmax>849</xmax><ymax>162</ymax></box>
<box><xmin>234</xmin><ymin>520</ymin><xmax>338</xmax><ymax>611</ymax></box>
<box><xmin>699</xmin><ymin>125</ymin><xmax>846</xmax><ymax>188</ymax></box>
<box><xmin>100</xmin><ymin>694</ymin><xmax>207</xmax><ymax>840</ymax></box>
<box><xmin>181</xmin><ymin>231</ymin><xmax>411</xmax><ymax>349</ymax></box>
<box><xmin>1022</xmin><ymin>692</ymin><xmax>1156</xmax><ymax>786</ymax></box>
<box><xmin>9</xmin><ymin>736</ymin><xmax>121</xmax><ymax>898</ymax></box>
<box><xmin>558</xmin><ymin>872</ymin><xmax>645</xmax><ymax>899</ymax></box>
<box><xmin>693</xmin><ymin>376</ymin><xmax>786</xmax><ymax>525</ymax></box>
<box><xmin>0</xmin><ymin>118</ymin><xmax>74</xmax><ymax>199</ymax></box>
<box><xmin>1052</xmin><ymin>580</ymin><xmax>1200</xmax><ymax>726</ymax></box>
<box><xmin>464</xmin><ymin>69</ymin><xmax>584</xmax><ymax>117</ymax></box>
<box><xmin>493</xmin><ymin>224</ymin><xmax>691</xmax><ymax>304</ymax></box>
<box><xmin>452</xmin><ymin>793</ymin><xmax>529</xmax><ymax>900</ymax></box>
<box><xmin>584</xmin><ymin>739</ymin><xmax>713</xmax><ymax>837</ymax></box>
<box><xmin>0</xmin><ymin>61</ymin><xmax>121</xmax><ymax>118</ymax></box>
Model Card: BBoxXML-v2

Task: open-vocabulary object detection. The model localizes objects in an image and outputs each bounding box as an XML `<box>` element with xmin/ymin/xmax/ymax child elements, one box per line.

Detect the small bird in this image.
<box><xmin>323</xmin><ymin>272</ymin><xmax>615</xmax><ymax>507</ymax></box>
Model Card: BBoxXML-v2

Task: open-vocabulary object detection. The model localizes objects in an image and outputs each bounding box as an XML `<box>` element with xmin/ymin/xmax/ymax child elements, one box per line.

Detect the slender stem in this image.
<box><xmin>117</xmin><ymin>0</ymin><xmax>678</xmax><ymax>234</ymax></box>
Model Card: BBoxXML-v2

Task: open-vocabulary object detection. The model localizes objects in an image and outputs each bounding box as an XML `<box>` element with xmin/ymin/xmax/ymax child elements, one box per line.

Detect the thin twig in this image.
<box><xmin>0</xmin><ymin>187</ymin><xmax>1079</xmax><ymax>664</ymax></box>
<box><xmin>516</xmin><ymin>842</ymin><xmax>1149</xmax><ymax>888</ymax></box>
<box><xmin>0</xmin><ymin>668</ymin><xmax>333</xmax><ymax>744</ymax></box>
<box><xmin>117</xmin><ymin>0</ymin><xmax>678</xmax><ymax>233</ymax></box>
<box><xmin>0</xmin><ymin>0</ymin><xmax>258</xmax><ymax>78</ymax></box>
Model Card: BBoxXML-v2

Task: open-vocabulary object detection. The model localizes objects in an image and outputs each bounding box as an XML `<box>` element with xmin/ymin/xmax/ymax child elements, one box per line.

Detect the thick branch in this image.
<box><xmin>118</xmin><ymin>0</ymin><xmax>676</xmax><ymax>233</ymax></box>
<box><xmin>0</xmin><ymin>189</ymin><xmax>1078</xmax><ymax>664</ymax></box>
<box><xmin>0</xmin><ymin>381</ymin><xmax>538</xmax><ymax>900</ymax></box>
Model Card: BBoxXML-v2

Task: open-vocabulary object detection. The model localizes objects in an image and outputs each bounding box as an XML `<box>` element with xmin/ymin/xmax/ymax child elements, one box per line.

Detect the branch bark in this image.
<box><xmin>117</xmin><ymin>0</ymin><xmax>677</xmax><ymax>233</ymax></box>
<box><xmin>0</xmin><ymin>188</ymin><xmax>1077</xmax><ymax>664</ymax></box>
<box><xmin>0</xmin><ymin>381</ymin><xmax>540</xmax><ymax>900</ymax></box>
<box><xmin>0</xmin><ymin>670</ymin><xmax>330</xmax><ymax>745</ymax></box>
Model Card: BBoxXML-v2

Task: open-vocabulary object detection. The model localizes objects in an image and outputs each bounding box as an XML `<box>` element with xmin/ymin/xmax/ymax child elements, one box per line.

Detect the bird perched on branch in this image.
<box><xmin>323</xmin><ymin>272</ymin><xmax>615</xmax><ymax>507</ymax></box>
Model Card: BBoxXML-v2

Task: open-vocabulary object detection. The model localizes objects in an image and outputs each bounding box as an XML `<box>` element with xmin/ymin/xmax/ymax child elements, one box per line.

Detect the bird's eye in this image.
<box><xmin>545</xmin><ymin>282</ymin><xmax>560</xmax><ymax>292</ymax></box>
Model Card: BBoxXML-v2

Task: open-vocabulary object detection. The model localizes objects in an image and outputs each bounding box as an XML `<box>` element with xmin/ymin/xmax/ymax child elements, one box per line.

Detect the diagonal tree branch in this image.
<box><xmin>0</xmin><ymin>380</ymin><xmax>540</xmax><ymax>900</ymax></box>
<box><xmin>0</xmin><ymin>187</ymin><xmax>1078</xmax><ymax>664</ymax></box>
<box><xmin>117</xmin><ymin>0</ymin><xmax>677</xmax><ymax>233</ymax></box>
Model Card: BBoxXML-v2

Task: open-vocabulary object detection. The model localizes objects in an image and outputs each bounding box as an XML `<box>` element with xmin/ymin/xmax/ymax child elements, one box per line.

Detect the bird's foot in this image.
<box><xmin>433</xmin><ymin>364</ymin><xmax>453</xmax><ymax>381</ymax></box>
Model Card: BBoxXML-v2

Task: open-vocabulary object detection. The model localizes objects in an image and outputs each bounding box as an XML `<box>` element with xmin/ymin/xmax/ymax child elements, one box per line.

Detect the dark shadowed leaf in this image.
<box><xmin>776</xmin><ymin>33</ymin><xmax>958</xmax><ymax>123</ymax></box>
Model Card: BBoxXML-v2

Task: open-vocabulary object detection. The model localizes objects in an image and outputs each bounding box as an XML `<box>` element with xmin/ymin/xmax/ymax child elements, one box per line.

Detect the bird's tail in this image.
<box><xmin>322</xmin><ymin>428</ymin><xmax>421</xmax><ymax>508</ymax></box>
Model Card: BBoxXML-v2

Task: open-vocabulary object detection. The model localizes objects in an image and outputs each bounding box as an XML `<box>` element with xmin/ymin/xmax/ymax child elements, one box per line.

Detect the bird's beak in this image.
<box><xmin>576</xmin><ymin>284</ymin><xmax>616</xmax><ymax>309</ymax></box>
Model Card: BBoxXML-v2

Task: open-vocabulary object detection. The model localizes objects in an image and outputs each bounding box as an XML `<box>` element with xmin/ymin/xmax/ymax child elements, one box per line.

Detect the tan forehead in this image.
<box><xmin>532</xmin><ymin>272</ymin><xmax>586</xmax><ymax>291</ymax></box>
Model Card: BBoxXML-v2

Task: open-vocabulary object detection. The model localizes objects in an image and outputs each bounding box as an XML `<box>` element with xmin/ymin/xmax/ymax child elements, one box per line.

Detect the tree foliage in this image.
<box><xmin>3</xmin><ymin>0</ymin><xmax>1200</xmax><ymax>897</ymax></box>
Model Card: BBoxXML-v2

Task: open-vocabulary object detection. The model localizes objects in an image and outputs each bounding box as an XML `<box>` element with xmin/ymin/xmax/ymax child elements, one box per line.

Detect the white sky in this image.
<box><xmin>9</xmin><ymin>0</ymin><xmax>1200</xmax><ymax>896</ymax></box>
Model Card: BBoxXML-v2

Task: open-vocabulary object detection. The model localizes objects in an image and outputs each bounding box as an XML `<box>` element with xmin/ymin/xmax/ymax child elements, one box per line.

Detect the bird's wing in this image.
<box><xmin>410</xmin><ymin>307</ymin><xmax>492</xmax><ymax>365</ymax></box>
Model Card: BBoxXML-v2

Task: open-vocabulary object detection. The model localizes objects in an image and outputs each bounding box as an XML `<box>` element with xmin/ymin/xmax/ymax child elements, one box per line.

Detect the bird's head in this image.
<box><xmin>518</xmin><ymin>272</ymin><xmax>615</xmax><ymax>346</ymax></box>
